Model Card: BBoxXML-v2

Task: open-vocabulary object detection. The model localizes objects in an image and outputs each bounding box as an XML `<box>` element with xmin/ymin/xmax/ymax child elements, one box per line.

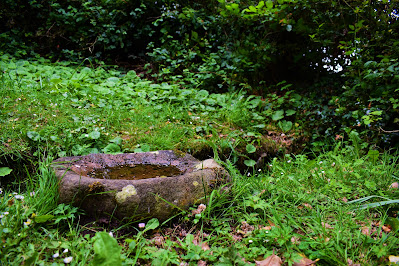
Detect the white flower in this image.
<box><xmin>247</xmin><ymin>173</ymin><xmax>251</xmax><ymax>176</ymax></box>
<box><xmin>30</xmin><ymin>191</ymin><xmax>36</xmax><ymax>197</ymax></box>
<box><xmin>23</xmin><ymin>219</ymin><xmax>32</xmax><ymax>226</ymax></box>
<box><xmin>281</xmin><ymin>172</ymin><xmax>284</xmax><ymax>175</ymax></box>
<box><xmin>63</xmin><ymin>249</ymin><xmax>69</xmax><ymax>253</ymax></box>
<box><xmin>63</xmin><ymin>257</ymin><xmax>73</xmax><ymax>264</ymax></box>
<box><xmin>15</xmin><ymin>195</ymin><xmax>24</xmax><ymax>200</ymax></box>
<box><xmin>319</xmin><ymin>161</ymin><xmax>323</xmax><ymax>164</ymax></box>
<box><xmin>258</xmin><ymin>169</ymin><xmax>261</xmax><ymax>172</ymax></box>
<box><xmin>3</xmin><ymin>212</ymin><xmax>9</xmax><ymax>215</ymax></box>
<box><xmin>52</xmin><ymin>252</ymin><xmax>59</xmax><ymax>258</ymax></box>
<box><xmin>138</xmin><ymin>223</ymin><xmax>146</xmax><ymax>229</ymax></box>
<box><xmin>321</xmin><ymin>171</ymin><xmax>325</xmax><ymax>174</ymax></box>
<box><xmin>109</xmin><ymin>232</ymin><xmax>114</xmax><ymax>237</ymax></box>
<box><xmin>287</xmin><ymin>160</ymin><xmax>291</xmax><ymax>163</ymax></box>
<box><xmin>248</xmin><ymin>240</ymin><xmax>253</xmax><ymax>243</ymax></box>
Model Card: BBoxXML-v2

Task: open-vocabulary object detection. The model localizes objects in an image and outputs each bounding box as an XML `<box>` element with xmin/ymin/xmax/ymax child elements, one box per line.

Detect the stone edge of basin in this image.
<box><xmin>51</xmin><ymin>150</ymin><xmax>230</xmax><ymax>221</ymax></box>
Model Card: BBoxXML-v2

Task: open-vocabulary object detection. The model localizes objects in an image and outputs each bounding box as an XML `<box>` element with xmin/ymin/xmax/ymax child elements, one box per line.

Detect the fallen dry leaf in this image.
<box><xmin>201</xmin><ymin>242</ymin><xmax>210</xmax><ymax>251</ymax></box>
<box><xmin>293</xmin><ymin>253</ymin><xmax>318</xmax><ymax>266</ymax></box>
<box><xmin>342</xmin><ymin>197</ymin><xmax>348</xmax><ymax>203</ymax></box>
<box><xmin>240</xmin><ymin>221</ymin><xmax>255</xmax><ymax>235</ymax></box>
<box><xmin>382</xmin><ymin>224</ymin><xmax>391</xmax><ymax>233</ymax></box>
<box><xmin>232</xmin><ymin>234</ymin><xmax>242</xmax><ymax>242</ymax></box>
<box><xmin>322</xmin><ymin>222</ymin><xmax>333</xmax><ymax>229</ymax></box>
<box><xmin>190</xmin><ymin>204</ymin><xmax>207</xmax><ymax>216</ymax></box>
<box><xmin>197</xmin><ymin>260</ymin><xmax>207</xmax><ymax>266</ymax></box>
<box><xmin>303</xmin><ymin>203</ymin><xmax>313</xmax><ymax>209</ymax></box>
<box><xmin>8</xmin><ymin>199</ymin><xmax>14</xmax><ymax>206</ymax></box>
<box><xmin>291</xmin><ymin>236</ymin><xmax>301</xmax><ymax>245</ymax></box>
<box><xmin>261</xmin><ymin>226</ymin><xmax>273</xmax><ymax>231</ymax></box>
<box><xmin>267</xmin><ymin>219</ymin><xmax>276</xmax><ymax>227</ymax></box>
<box><xmin>152</xmin><ymin>235</ymin><xmax>165</xmax><ymax>247</ymax></box>
<box><xmin>255</xmin><ymin>254</ymin><xmax>282</xmax><ymax>266</ymax></box>
<box><xmin>361</xmin><ymin>226</ymin><xmax>371</xmax><ymax>236</ymax></box>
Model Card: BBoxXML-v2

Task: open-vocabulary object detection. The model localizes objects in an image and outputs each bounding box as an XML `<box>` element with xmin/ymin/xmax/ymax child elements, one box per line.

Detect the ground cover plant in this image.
<box><xmin>1</xmin><ymin>55</ymin><xmax>399</xmax><ymax>265</ymax></box>
<box><xmin>1</xmin><ymin>0</ymin><xmax>399</xmax><ymax>264</ymax></box>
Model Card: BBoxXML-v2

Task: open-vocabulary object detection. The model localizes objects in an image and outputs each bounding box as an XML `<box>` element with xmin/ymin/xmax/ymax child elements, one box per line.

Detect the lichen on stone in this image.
<box><xmin>194</xmin><ymin>159</ymin><xmax>222</xmax><ymax>170</ymax></box>
<box><xmin>115</xmin><ymin>185</ymin><xmax>137</xmax><ymax>204</ymax></box>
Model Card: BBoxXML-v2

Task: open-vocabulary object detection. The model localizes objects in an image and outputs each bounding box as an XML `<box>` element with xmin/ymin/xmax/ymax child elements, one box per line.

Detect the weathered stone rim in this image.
<box><xmin>51</xmin><ymin>150</ymin><xmax>229</xmax><ymax>221</ymax></box>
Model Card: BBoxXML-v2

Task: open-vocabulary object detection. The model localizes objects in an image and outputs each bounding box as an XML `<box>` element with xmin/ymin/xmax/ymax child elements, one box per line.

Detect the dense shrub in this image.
<box><xmin>0</xmin><ymin>0</ymin><xmax>159</xmax><ymax>59</ymax></box>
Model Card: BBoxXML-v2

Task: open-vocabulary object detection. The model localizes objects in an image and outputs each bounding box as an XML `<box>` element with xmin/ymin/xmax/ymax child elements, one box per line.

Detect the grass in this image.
<box><xmin>1</xmin><ymin>55</ymin><xmax>399</xmax><ymax>265</ymax></box>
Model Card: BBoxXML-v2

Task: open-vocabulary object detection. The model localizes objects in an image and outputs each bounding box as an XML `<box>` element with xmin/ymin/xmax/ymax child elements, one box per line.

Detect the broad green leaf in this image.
<box><xmin>109</xmin><ymin>137</ymin><xmax>123</xmax><ymax>146</ymax></box>
<box><xmin>246</xmin><ymin>144</ymin><xmax>256</xmax><ymax>153</ymax></box>
<box><xmin>89</xmin><ymin>131</ymin><xmax>101</xmax><ymax>140</ymax></box>
<box><xmin>278</xmin><ymin>120</ymin><xmax>293</xmax><ymax>132</ymax></box>
<box><xmin>134</xmin><ymin>144</ymin><xmax>150</xmax><ymax>153</ymax></box>
<box><xmin>266</xmin><ymin>0</ymin><xmax>273</xmax><ymax>9</ymax></box>
<box><xmin>271</xmin><ymin>110</ymin><xmax>284</xmax><ymax>121</ymax></box>
<box><xmin>92</xmin><ymin>232</ymin><xmax>122</xmax><ymax>266</ymax></box>
<box><xmin>107</xmin><ymin>77</ymin><xmax>120</xmax><ymax>83</ymax></box>
<box><xmin>27</xmin><ymin>131</ymin><xmax>41</xmax><ymax>141</ymax></box>
<box><xmin>285</xmin><ymin>109</ymin><xmax>296</xmax><ymax>116</ymax></box>
<box><xmin>0</xmin><ymin>167</ymin><xmax>12</xmax><ymax>177</ymax></box>
<box><xmin>34</xmin><ymin>214</ymin><xmax>55</xmax><ymax>223</ymax></box>
<box><xmin>103</xmin><ymin>144</ymin><xmax>121</xmax><ymax>154</ymax></box>
<box><xmin>142</xmin><ymin>218</ymin><xmax>159</xmax><ymax>233</ymax></box>
<box><xmin>244</xmin><ymin>159</ymin><xmax>256</xmax><ymax>167</ymax></box>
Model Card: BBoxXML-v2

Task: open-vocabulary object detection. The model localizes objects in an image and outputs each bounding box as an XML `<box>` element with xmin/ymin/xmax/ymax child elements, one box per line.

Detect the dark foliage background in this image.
<box><xmin>1</xmin><ymin>0</ymin><xmax>398</xmax><ymax>149</ymax></box>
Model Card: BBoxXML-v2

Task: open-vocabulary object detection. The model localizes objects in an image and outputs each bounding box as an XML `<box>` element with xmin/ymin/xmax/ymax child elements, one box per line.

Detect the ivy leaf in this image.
<box><xmin>272</xmin><ymin>110</ymin><xmax>284</xmax><ymax>121</ymax></box>
<box><xmin>285</xmin><ymin>109</ymin><xmax>296</xmax><ymax>116</ymax></box>
<box><xmin>278</xmin><ymin>120</ymin><xmax>293</xmax><ymax>132</ymax></box>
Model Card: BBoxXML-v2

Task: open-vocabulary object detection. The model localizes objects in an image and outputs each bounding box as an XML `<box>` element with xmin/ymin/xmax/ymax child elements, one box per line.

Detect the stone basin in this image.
<box><xmin>51</xmin><ymin>150</ymin><xmax>229</xmax><ymax>221</ymax></box>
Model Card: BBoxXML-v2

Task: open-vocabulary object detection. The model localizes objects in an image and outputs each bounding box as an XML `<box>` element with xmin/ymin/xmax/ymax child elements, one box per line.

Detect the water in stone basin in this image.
<box><xmin>88</xmin><ymin>164</ymin><xmax>182</xmax><ymax>180</ymax></box>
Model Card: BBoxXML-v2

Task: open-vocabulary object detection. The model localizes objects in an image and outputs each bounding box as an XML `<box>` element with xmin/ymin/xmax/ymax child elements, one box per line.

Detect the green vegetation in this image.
<box><xmin>1</xmin><ymin>0</ymin><xmax>399</xmax><ymax>265</ymax></box>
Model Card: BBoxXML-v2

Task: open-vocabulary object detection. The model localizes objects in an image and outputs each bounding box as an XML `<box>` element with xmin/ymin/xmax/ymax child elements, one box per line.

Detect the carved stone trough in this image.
<box><xmin>51</xmin><ymin>150</ymin><xmax>229</xmax><ymax>221</ymax></box>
